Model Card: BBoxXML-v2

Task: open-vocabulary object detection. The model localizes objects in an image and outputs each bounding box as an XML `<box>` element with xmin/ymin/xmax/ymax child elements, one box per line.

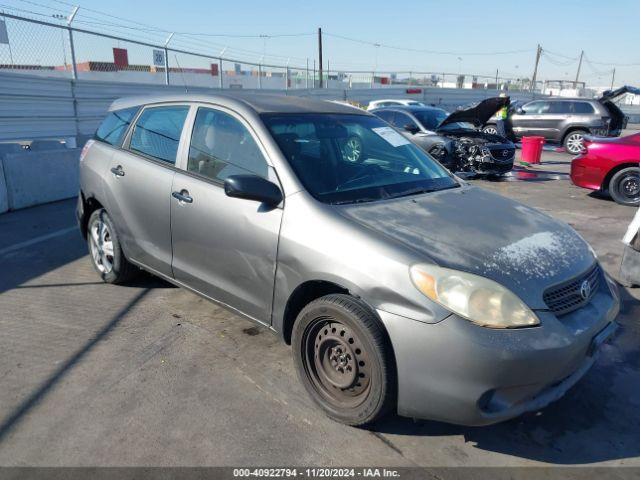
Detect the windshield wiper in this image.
<box><xmin>387</xmin><ymin>184</ymin><xmax>459</xmax><ymax>199</ymax></box>
<box><xmin>331</xmin><ymin>197</ymin><xmax>380</xmax><ymax>205</ymax></box>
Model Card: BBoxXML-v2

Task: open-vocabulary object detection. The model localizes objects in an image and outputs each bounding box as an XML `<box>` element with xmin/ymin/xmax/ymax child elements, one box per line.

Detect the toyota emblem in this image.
<box><xmin>580</xmin><ymin>280</ymin><xmax>591</xmax><ymax>300</ymax></box>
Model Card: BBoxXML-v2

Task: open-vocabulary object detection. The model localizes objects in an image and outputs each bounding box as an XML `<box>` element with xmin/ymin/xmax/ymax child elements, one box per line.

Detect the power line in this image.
<box><xmin>324</xmin><ymin>32</ymin><xmax>533</xmax><ymax>56</ymax></box>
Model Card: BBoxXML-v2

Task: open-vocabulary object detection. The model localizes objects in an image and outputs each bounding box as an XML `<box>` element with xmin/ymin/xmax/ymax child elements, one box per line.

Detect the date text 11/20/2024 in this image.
<box><xmin>232</xmin><ymin>468</ymin><xmax>400</xmax><ymax>477</ymax></box>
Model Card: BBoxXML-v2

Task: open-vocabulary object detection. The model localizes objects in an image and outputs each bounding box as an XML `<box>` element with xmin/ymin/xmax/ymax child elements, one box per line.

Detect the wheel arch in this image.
<box><xmin>79</xmin><ymin>191</ymin><xmax>105</xmax><ymax>239</ymax></box>
<box><xmin>561</xmin><ymin>126</ymin><xmax>590</xmax><ymax>143</ymax></box>
<box><xmin>281</xmin><ymin>279</ymin><xmax>389</xmax><ymax>347</ymax></box>
<box><xmin>602</xmin><ymin>162</ymin><xmax>640</xmax><ymax>191</ymax></box>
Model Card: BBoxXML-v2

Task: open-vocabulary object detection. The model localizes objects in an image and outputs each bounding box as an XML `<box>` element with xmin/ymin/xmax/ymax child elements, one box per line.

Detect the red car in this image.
<box><xmin>571</xmin><ymin>133</ymin><xmax>640</xmax><ymax>206</ymax></box>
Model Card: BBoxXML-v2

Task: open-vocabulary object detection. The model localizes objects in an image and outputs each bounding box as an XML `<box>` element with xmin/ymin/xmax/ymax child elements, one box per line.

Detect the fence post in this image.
<box><xmin>258</xmin><ymin>64</ymin><xmax>262</xmax><ymax>89</ymax></box>
<box><xmin>67</xmin><ymin>7</ymin><xmax>79</xmax><ymax>80</ymax></box>
<box><xmin>164</xmin><ymin>33</ymin><xmax>174</xmax><ymax>86</ymax></box>
<box><xmin>219</xmin><ymin>58</ymin><xmax>223</xmax><ymax>89</ymax></box>
<box><xmin>306</xmin><ymin>59</ymin><xmax>309</xmax><ymax>89</ymax></box>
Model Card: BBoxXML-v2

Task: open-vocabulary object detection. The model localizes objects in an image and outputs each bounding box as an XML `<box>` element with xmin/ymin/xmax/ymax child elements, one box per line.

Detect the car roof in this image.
<box><xmin>109</xmin><ymin>93</ymin><xmax>371</xmax><ymax>116</ymax></box>
<box><xmin>370</xmin><ymin>105</ymin><xmax>446</xmax><ymax>113</ymax></box>
<box><xmin>526</xmin><ymin>98</ymin><xmax>598</xmax><ymax>102</ymax></box>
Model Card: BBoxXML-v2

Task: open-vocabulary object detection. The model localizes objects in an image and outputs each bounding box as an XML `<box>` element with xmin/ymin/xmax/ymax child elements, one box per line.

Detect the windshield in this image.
<box><xmin>411</xmin><ymin>109</ymin><xmax>449</xmax><ymax>130</ymax></box>
<box><xmin>437</xmin><ymin>121</ymin><xmax>476</xmax><ymax>131</ymax></box>
<box><xmin>262</xmin><ymin>113</ymin><xmax>458</xmax><ymax>204</ymax></box>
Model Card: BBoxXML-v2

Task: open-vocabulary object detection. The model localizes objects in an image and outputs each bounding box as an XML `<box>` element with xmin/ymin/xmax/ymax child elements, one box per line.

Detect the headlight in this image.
<box><xmin>410</xmin><ymin>264</ymin><xmax>539</xmax><ymax>328</ymax></box>
<box><xmin>604</xmin><ymin>271</ymin><xmax>620</xmax><ymax>303</ymax></box>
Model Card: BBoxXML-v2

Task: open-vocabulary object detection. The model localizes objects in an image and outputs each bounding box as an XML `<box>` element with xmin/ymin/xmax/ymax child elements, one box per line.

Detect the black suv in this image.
<box><xmin>482</xmin><ymin>86</ymin><xmax>640</xmax><ymax>154</ymax></box>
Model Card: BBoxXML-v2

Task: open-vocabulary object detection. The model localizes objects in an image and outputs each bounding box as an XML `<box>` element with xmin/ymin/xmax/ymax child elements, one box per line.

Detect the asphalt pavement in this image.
<box><xmin>0</xmin><ymin>151</ymin><xmax>638</xmax><ymax>467</ymax></box>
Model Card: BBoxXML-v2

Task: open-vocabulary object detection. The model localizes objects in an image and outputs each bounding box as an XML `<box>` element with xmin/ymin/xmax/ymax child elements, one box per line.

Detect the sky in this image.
<box><xmin>1</xmin><ymin>0</ymin><xmax>639</xmax><ymax>86</ymax></box>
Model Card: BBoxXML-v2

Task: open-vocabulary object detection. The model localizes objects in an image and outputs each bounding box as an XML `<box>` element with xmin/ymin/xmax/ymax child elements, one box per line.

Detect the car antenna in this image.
<box><xmin>174</xmin><ymin>54</ymin><xmax>188</xmax><ymax>93</ymax></box>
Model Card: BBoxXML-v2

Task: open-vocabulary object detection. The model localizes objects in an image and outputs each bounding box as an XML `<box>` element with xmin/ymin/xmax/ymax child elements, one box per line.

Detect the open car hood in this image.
<box><xmin>598</xmin><ymin>85</ymin><xmax>640</xmax><ymax>102</ymax></box>
<box><xmin>437</xmin><ymin>96</ymin><xmax>510</xmax><ymax>129</ymax></box>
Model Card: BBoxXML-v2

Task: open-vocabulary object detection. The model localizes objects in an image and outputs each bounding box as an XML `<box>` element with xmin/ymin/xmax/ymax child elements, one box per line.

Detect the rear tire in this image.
<box><xmin>87</xmin><ymin>209</ymin><xmax>137</xmax><ymax>284</ymax></box>
<box><xmin>292</xmin><ymin>294</ymin><xmax>396</xmax><ymax>426</ymax></box>
<box><xmin>609</xmin><ymin>167</ymin><xmax>640</xmax><ymax>206</ymax></box>
<box><xmin>563</xmin><ymin>130</ymin><xmax>588</xmax><ymax>155</ymax></box>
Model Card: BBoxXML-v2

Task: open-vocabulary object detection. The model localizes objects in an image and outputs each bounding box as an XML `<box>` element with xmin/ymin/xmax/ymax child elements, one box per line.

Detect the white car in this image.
<box><xmin>367</xmin><ymin>99</ymin><xmax>426</xmax><ymax>110</ymax></box>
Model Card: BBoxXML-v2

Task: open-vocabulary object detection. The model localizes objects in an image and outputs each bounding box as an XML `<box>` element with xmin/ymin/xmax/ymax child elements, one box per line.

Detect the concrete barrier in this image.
<box><xmin>2</xmin><ymin>148</ymin><xmax>81</xmax><ymax>211</ymax></box>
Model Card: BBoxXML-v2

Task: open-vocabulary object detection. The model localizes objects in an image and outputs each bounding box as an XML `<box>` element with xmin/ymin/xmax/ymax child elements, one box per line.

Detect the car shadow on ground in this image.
<box><xmin>372</xmin><ymin>286</ymin><xmax>640</xmax><ymax>465</ymax></box>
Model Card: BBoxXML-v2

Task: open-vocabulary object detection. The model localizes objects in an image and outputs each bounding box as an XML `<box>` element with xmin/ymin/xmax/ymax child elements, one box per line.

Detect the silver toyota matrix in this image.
<box><xmin>77</xmin><ymin>94</ymin><xmax>620</xmax><ymax>427</ymax></box>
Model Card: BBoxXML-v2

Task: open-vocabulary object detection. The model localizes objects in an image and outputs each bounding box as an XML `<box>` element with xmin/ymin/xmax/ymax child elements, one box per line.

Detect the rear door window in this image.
<box><xmin>129</xmin><ymin>105</ymin><xmax>190</xmax><ymax>164</ymax></box>
<box><xmin>548</xmin><ymin>102</ymin><xmax>571</xmax><ymax>114</ymax></box>
<box><xmin>95</xmin><ymin>107</ymin><xmax>139</xmax><ymax>146</ymax></box>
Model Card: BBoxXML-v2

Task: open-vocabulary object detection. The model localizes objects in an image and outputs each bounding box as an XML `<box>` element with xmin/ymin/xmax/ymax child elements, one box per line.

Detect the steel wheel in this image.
<box><xmin>292</xmin><ymin>294</ymin><xmax>395</xmax><ymax>426</ymax></box>
<box><xmin>610</xmin><ymin>167</ymin><xmax>640</xmax><ymax>206</ymax></box>
<box><xmin>342</xmin><ymin>136</ymin><xmax>363</xmax><ymax>162</ymax></box>
<box><xmin>620</xmin><ymin>174</ymin><xmax>640</xmax><ymax>199</ymax></box>
<box><xmin>564</xmin><ymin>132</ymin><xmax>585</xmax><ymax>154</ymax></box>
<box><xmin>304</xmin><ymin>319</ymin><xmax>372</xmax><ymax>409</ymax></box>
<box><xmin>89</xmin><ymin>217</ymin><xmax>114</xmax><ymax>274</ymax></box>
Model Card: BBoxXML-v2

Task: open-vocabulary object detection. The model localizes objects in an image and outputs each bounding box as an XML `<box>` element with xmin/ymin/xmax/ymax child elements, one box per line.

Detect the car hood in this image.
<box><xmin>338</xmin><ymin>186</ymin><xmax>594</xmax><ymax>309</ymax></box>
<box><xmin>598</xmin><ymin>85</ymin><xmax>640</xmax><ymax>102</ymax></box>
<box><xmin>437</xmin><ymin>96</ymin><xmax>510</xmax><ymax>130</ymax></box>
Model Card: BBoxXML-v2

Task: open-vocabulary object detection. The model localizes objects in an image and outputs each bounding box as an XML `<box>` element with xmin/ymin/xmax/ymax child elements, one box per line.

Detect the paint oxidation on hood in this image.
<box><xmin>338</xmin><ymin>186</ymin><xmax>595</xmax><ymax>309</ymax></box>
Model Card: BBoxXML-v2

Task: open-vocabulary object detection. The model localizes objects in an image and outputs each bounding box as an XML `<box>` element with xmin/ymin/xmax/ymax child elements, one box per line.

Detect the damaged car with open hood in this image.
<box><xmin>79</xmin><ymin>94</ymin><xmax>620</xmax><ymax>427</ymax></box>
<box><xmin>370</xmin><ymin>96</ymin><xmax>516</xmax><ymax>176</ymax></box>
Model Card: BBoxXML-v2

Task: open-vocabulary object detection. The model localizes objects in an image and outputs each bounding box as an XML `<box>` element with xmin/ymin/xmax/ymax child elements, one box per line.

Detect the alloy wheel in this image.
<box><xmin>483</xmin><ymin>126</ymin><xmax>498</xmax><ymax>135</ymax></box>
<box><xmin>89</xmin><ymin>217</ymin><xmax>114</xmax><ymax>274</ymax></box>
<box><xmin>565</xmin><ymin>133</ymin><xmax>584</xmax><ymax>154</ymax></box>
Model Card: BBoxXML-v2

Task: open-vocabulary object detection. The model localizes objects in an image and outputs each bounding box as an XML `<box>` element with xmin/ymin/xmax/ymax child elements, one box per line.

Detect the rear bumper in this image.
<box><xmin>570</xmin><ymin>155</ymin><xmax>605</xmax><ymax>191</ymax></box>
<box><xmin>378</xmin><ymin>282</ymin><xmax>620</xmax><ymax>426</ymax></box>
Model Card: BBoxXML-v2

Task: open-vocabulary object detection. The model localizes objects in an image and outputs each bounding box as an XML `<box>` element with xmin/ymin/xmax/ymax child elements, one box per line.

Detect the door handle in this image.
<box><xmin>110</xmin><ymin>165</ymin><xmax>125</xmax><ymax>177</ymax></box>
<box><xmin>172</xmin><ymin>190</ymin><xmax>193</xmax><ymax>204</ymax></box>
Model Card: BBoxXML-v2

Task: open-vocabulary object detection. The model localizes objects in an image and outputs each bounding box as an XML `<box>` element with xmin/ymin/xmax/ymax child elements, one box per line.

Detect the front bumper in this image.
<box><xmin>378</xmin><ymin>282</ymin><xmax>620</xmax><ymax>426</ymax></box>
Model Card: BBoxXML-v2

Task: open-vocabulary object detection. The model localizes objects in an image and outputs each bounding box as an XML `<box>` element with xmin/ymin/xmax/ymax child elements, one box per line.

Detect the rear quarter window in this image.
<box><xmin>95</xmin><ymin>107</ymin><xmax>139</xmax><ymax>146</ymax></box>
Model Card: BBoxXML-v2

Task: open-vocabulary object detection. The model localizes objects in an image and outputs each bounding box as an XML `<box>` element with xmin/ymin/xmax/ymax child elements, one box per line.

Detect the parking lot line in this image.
<box><xmin>0</xmin><ymin>226</ymin><xmax>78</xmax><ymax>257</ymax></box>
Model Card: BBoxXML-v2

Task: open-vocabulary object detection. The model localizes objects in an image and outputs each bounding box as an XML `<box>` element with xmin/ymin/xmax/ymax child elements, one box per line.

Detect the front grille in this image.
<box><xmin>489</xmin><ymin>147</ymin><xmax>515</xmax><ymax>162</ymax></box>
<box><xmin>543</xmin><ymin>263</ymin><xmax>601</xmax><ymax>316</ymax></box>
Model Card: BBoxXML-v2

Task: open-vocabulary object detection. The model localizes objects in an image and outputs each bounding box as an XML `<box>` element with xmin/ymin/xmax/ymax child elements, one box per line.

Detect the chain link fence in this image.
<box><xmin>0</xmin><ymin>11</ymin><xmax>538</xmax><ymax>91</ymax></box>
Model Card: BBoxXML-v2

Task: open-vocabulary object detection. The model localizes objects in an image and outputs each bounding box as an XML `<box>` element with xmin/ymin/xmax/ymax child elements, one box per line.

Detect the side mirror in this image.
<box><xmin>224</xmin><ymin>174</ymin><xmax>283</xmax><ymax>207</ymax></box>
<box><xmin>515</xmin><ymin>107</ymin><xmax>524</xmax><ymax>115</ymax></box>
<box><xmin>404</xmin><ymin>124</ymin><xmax>420</xmax><ymax>134</ymax></box>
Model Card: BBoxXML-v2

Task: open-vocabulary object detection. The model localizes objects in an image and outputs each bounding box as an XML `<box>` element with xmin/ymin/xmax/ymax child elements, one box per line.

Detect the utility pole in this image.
<box><xmin>610</xmin><ymin>68</ymin><xmax>616</xmax><ymax>90</ymax></box>
<box><xmin>574</xmin><ymin>50</ymin><xmax>584</xmax><ymax>86</ymax></box>
<box><xmin>530</xmin><ymin>44</ymin><xmax>542</xmax><ymax>92</ymax></box>
<box><xmin>495</xmin><ymin>68</ymin><xmax>499</xmax><ymax>90</ymax></box>
<box><xmin>318</xmin><ymin>27</ymin><xmax>323</xmax><ymax>88</ymax></box>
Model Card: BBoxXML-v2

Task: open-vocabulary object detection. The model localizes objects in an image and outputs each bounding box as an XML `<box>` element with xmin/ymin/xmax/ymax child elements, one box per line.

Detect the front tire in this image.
<box><xmin>292</xmin><ymin>294</ymin><xmax>396</xmax><ymax>426</ymax></box>
<box><xmin>482</xmin><ymin>124</ymin><xmax>498</xmax><ymax>135</ymax></box>
<box><xmin>87</xmin><ymin>209</ymin><xmax>137</xmax><ymax>284</ymax></box>
<box><xmin>563</xmin><ymin>130</ymin><xmax>588</xmax><ymax>155</ymax></box>
<box><xmin>609</xmin><ymin>167</ymin><xmax>640</xmax><ymax>206</ymax></box>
